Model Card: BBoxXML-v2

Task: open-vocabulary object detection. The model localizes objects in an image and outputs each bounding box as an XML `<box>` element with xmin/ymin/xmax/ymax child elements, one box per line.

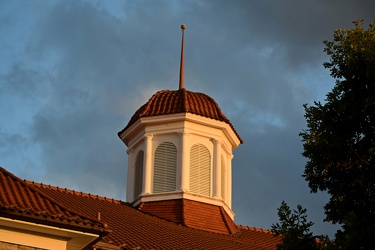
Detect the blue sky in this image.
<box><xmin>1</xmin><ymin>0</ymin><xmax>374</xmax><ymax>237</ymax></box>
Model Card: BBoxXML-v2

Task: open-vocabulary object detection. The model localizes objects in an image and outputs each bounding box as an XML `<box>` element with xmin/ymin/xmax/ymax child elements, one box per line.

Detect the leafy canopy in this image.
<box><xmin>300</xmin><ymin>20</ymin><xmax>375</xmax><ymax>248</ymax></box>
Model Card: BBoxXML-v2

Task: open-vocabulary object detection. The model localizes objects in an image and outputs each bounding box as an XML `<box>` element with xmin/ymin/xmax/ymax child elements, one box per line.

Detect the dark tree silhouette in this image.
<box><xmin>271</xmin><ymin>201</ymin><xmax>319</xmax><ymax>250</ymax></box>
<box><xmin>300</xmin><ymin>20</ymin><xmax>375</xmax><ymax>248</ymax></box>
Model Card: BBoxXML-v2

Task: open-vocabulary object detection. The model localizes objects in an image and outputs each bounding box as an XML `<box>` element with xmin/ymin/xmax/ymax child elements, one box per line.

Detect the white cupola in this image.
<box><xmin>117</xmin><ymin>25</ymin><xmax>243</xmax><ymax>234</ymax></box>
<box><xmin>118</xmin><ymin>88</ymin><xmax>242</xmax><ymax>217</ymax></box>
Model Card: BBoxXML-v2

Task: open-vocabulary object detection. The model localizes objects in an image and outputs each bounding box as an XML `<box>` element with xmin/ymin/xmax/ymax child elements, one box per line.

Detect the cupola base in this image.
<box><xmin>137</xmin><ymin>198</ymin><xmax>238</xmax><ymax>235</ymax></box>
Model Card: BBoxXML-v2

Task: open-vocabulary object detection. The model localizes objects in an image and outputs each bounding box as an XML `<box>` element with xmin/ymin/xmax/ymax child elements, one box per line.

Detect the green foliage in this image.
<box><xmin>300</xmin><ymin>20</ymin><xmax>375</xmax><ymax>248</ymax></box>
<box><xmin>271</xmin><ymin>201</ymin><xmax>318</xmax><ymax>250</ymax></box>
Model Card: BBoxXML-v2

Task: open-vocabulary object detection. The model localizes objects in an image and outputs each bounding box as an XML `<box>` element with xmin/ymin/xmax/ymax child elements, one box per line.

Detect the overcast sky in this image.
<box><xmin>1</xmin><ymin>0</ymin><xmax>374</xmax><ymax>237</ymax></box>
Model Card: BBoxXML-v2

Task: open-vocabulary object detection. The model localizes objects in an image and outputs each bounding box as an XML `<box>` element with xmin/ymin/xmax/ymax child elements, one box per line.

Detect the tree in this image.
<box><xmin>300</xmin><ymin>20</ymin><xmax>375</xmax><ymax>248</ymax></box>
<box><xmin>271</xmin><ymin>201</ymin><xmax>318</xmax><ymax>250</ymax></box>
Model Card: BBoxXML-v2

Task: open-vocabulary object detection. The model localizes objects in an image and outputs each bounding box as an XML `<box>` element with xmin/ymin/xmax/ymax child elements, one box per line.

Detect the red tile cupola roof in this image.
<box><xmin>119</xmin><ymin>88</ymin><xmax>243</xmax><ymax>143</ymax></box>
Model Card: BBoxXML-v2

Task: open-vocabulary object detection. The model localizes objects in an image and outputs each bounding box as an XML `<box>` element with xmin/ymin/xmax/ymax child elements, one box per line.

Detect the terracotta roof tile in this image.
<box><xmin>235</xmin><ymin>225</ymin><xmax>282</xmax><ymax>249</ymax></box>
<box><xmin>1</xmin><ymin>167</ymin><xmax>280</xmax><ymax>249</ymax></box>
<box><xmin>137</xmin><ymin>199</ymin><xmax>238</xmax><ymax>235</ymax></box>
<box><xmin>0</xmin><ymin>167</ymin><xmax>108</xmax><ymax>235</ymax></box>
<box><xmin>119</xmin><ymin>88</ymin><xmax>243</xmax><ymax>143</ymax></box>
<box><xmin>183</xmin><ymin>199</ymin><xmax>236</xmax><ymax>234</ymax></box>
<box><xmin>29</xmin><ymin>180</ymin><xmax>279</xmax><ymax>249</ymax></box>
<box><xmin>138</xmin><ymin>199</ymin><xmax>184</xmax><ymax>224</ymax></box>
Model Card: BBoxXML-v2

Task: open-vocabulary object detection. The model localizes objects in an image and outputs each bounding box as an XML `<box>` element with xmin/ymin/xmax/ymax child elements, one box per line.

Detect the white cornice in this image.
<box><xmin>0</xmin><ymin>217</ymin><xmax>99</xmax><ymax>250</ymax></box>
<box><xmin>120</xmin><ymin>113</ymin><xmax>241</xmax><ymax>149</ymax></box>
<box><xmin>133</xmin><ymin>191</ymin><xmax>235</xmax><ymax>219</ymax></box>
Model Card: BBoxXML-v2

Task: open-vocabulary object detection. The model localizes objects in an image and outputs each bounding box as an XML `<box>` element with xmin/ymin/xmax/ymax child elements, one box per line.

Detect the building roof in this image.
<box><xmin>0</xmin><ymin>167</ymin><xmax>108</xmax><ymax>236</ymax></box>
<box><xmin>118</xmin><ymin>88</ymin><xmax>243</xmax><ymax>143</ymax></box>
<box><xmin>0</xmin><ymin>167</ymin><xmax>280</xmax><ymax>249</ymax></box>
<box><xmin>137</xmin><ymin>199</ymin><xmax>238</xmax><ymax>235</ymax></box>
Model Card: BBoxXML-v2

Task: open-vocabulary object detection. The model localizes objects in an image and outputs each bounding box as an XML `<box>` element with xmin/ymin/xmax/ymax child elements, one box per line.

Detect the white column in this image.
<box><xmin>126</xmin><ymin>148</ymin><xmax>134</xmax><ymax>202</ymax></box>
<box><xmin>213</xmin><ymin>139</ymin><xmax>222</xmax><ymax>198</ymax></box>
<box><xmin>143</xmin><ymin>134</ymin><xmax>153</xmax><ymax>194</ymax></box>
<box><xmin>228</xmin><ymin>153</ymin><xmax>233</xmax><ymax>208</ymax></box>
<box><xmin>178</xmin><ymin>132</ymin><xmax>189</xmax><ymax>191</ymax></box>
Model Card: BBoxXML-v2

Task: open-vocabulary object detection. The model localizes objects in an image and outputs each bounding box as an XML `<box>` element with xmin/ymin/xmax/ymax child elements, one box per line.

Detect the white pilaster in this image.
<box><xmin>126</xmin><ymin>148</ymin><xmax>134</xmax><ymax>202</ymax></box>
<box><xmin>143</xmin><ymin>134</ymin><xmax>153</xmax><ymax>194</ymax></box>
<box><xmin>178</xmin><ymin>132</ymin><xmax>190</xmax><ymax>191</ymax></box>
<box><xmin>213</xmin><ymin>139</ymin><xmax>222</xmax><ymax>198</ymax></box>
<box><xmin>228</xmin><ymin>153</ymin><xmax>233</xmax><ymax>208</ymax></box>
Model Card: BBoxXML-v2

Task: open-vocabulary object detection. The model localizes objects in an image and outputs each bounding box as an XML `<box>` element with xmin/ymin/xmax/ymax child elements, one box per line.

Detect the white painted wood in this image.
<box><xmin>121</xmin><ymin>111</ymin><xmax>240</xmax><ymax>215</ymax></box>
<box><xmin>153</xmin><ymin>142</ymin><xmax>177</xmax><ymax>193</ymax></box>
<box><xmin>190</xmin><ymin>144</ymin><xmax>211</xmax><ymax>196</ymax></box>
<box><xmin>213</xmin><ymin>139</ymin><xmax>222</xmax><ymax>198</ymax></box>
<box><xmin>179</xmin><ymin>132</ymin><xmax>190</xmax><ymax>191</ymax></box>
<box><xmin>143</xmin><ymin>135</ymin><xmax>153</xmax><ymax>194</ymax></box>
<box><xmin>221</xmin><ymin>155</ymin><xmax>226</xmax><ymax>201</ymax></box>
<box><xmin>0</xmin><ymin>217</ymin><xmax>99</xmax><ymax>250</ymax></box>
<box><xmin>134</xmin><ymin>150</ymin><xmax>144</xmax><ymax>199</ymax></box>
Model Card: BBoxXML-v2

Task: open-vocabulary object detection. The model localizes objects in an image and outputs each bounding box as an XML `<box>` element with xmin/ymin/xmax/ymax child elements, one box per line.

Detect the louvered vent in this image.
<box><xmin>190</xmin><ymin>144</ymin><xmax>211</xmax><ymax>196</ymax></box>
<box><xmin>134</xmin><ymin>150</ymin><xmax>144</xmax><ymax>199</ymax></box>
<box><xmin>221</xmin><ymin>155</ymin><xmax>226</xmax><ymax>200</ymax></box>
<box><xmin>153</xmin><ymin>142</ymin><xmax>177</xmax><ymax>193</ymax></box>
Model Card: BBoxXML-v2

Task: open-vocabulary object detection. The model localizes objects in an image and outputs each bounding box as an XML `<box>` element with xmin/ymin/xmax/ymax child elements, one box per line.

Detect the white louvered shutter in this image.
<box><xmin>153</xmin><ymin>142</ymin><xmax>177</xmax><ymax>193</ymax></box>
<box><xmin>190</xmin><ymin>144</ymin><xmax>211</xmax><ymax>196</ymax></box>
<box><xmin>221</xmin><ymin>155</ymin><xmax>226</xmax><ymax>200</ymax></box>
<box><xmin>133</xmin><ymin>150</ymin><xmax>144</xmax><ymax>199</ymax></box>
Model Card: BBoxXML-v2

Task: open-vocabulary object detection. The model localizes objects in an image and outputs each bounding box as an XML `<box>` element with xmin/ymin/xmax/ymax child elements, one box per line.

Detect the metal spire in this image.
<box><xmin>179</xmin><ymin>24</ymin><xmax>186</xmax><ymax>90</ymax></box>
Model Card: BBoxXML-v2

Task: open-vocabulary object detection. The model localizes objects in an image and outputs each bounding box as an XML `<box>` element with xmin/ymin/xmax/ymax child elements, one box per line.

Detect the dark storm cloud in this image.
<box><xmin>1</xmin><ymin>0</ymin><xmax>375</xmax><ymax>237</ymax></box>
<box><xmin>210</xmin><ymin>0</ymin><xmax>375</xmax><ymax>67</ymax></box>
<box><xmin>23</xmin><ymin>1</ymin><xmax>130</xmax><ymax>197</ymax></box>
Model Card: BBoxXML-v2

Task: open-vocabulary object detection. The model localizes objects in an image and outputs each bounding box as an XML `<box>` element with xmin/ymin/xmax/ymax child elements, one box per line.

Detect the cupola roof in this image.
<box><xmin>118</xmin><ymin>88</ymin><xmax>243</xmax><ymax>143</ymax></box>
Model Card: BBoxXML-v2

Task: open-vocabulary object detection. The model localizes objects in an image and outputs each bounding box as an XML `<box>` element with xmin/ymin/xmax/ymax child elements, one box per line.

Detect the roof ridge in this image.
<box><xmin>0</xmin><ymin>167</ymin><xmax>108</xmax><ymax>231</ymax></box>
<box><xmin>15</xmin><ymin>177</ymin><xmax>104</xmax><ymax>224</ymax></box>
<box><xmin>237</xmin><ymin>224</ymin><xmax>275</xmax><ymax>235</ymax></box>
<box><xmin>134</xmin><ymin>205</ymin><xmax>269</xmax><ymax>248</ymax></box>
<box><xmin>219</xmin><ymin>206</ymin><xmax>238</xmax><ymax>235</ymax></box>
<box><xmin>25</xmin><ymin>180</ymin><xmax>123</xmax><ymax>205</ymax></box>
<box><xmin>137</xmin><ymin>205</ymin><xmax>241</xmax><ymax>237</ymax></box>
<box><xmin>180</xmin><ymin>87</ymin><xmax>188</xmax><ymax>112</ymax></box>
<box><xmin>118</xmin><ymin>88</ymin><xmax>243</xmax><ymax>144</ymax></box>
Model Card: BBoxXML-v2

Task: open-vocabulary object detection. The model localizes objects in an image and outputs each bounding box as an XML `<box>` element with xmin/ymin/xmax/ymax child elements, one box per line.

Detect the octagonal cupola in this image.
<box><xmin>118</xmin><ymin>25</ymin><xmax>242</xmax><ymax>232</ymax></box>
<box><xmin>118</xmin><ymin>87</ymin><xmax>242</xmax><ymax>212</ymax></box>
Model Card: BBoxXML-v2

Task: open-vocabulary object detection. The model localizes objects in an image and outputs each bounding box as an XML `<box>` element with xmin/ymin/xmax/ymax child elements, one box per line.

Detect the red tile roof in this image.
<box><xmin>0</xmin><ymin>167</ymin><xmax>108</xmax><ymax>236</ymax></box>
<box><xmin>119</xmin><ymin>88</ymin><xmax>243</xmax><ymax>143</ymax></box>
<box><xmin>137</xmin><ymin>199</ymin><xmax>238</xmax><ymax>235</ymax></box>
<box><xmin>1</xmin><ymin>167</ymin><xmax>280</xmax><ymax>249</ymax></box>
<box><xmin>182</xmin><ymin>199</ymin><xmax>238</xmax><ymax>234</ymax></box>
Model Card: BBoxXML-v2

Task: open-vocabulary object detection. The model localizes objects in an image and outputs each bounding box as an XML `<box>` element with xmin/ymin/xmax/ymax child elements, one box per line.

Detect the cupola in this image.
<box><xmin>118</xmin><ymin>25</ymin><xmax>243</xmax><ymax>234</ymax></box>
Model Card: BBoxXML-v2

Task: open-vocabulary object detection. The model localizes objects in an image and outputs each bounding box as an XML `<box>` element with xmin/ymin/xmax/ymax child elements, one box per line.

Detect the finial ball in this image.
<box><xmin>181</xmin><ymin>24</ymin><xmax>186</xmax><ymax>30</ymax></box>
